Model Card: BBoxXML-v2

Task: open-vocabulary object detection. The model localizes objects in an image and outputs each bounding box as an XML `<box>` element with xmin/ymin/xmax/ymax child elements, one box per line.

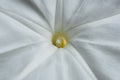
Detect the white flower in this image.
<box><xmin>0</xmin><ymin>0</ymin><xmax>120</xmax><ymax>80</ymax></box>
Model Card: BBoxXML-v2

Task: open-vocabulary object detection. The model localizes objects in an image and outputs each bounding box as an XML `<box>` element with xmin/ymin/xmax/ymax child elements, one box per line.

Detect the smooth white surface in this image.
<box><xmin>0</xmin><ymin>0</ymin><xmax>120</xmax><ymax>80</ymax></box>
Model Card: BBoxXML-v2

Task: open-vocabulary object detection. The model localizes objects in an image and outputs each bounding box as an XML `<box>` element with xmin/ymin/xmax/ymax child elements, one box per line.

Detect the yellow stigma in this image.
<box><xmin>52</xmin><ymin>32</ymin><xmax>67</xmax><ymax>48</ymax></box>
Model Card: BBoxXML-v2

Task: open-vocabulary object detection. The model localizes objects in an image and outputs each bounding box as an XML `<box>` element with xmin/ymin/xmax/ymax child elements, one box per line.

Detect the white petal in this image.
<box><xmin>14</xmin><ymin>43</ymin><xmax>57</xmax><ymax>80</ymax></box>
<box><xmin>71</xmin><ymin>42</ymin><xmax>120</xmax><ymax>80</ymax></box>
<box><xmin>65</xmin><ymin>0</ymin><xmax>120</xmax><ymax>31</ymax></box>
<box><xmin>0</xmin><ymin>12</ymin><xmax>56</xmax><ymax>79</ymax></box>
<box><xmin>65</xmin><ymin>45</ymin><xmax>97</xmax><ymax>80</ymax></box>
<box><xmin>68</xmin><ymin>14</ymin><xmax>120</xmax><ymax>40</ymax></box>
<box><xmin>0</xmin><ymin>12</ymin><xmax>48</xmax><ymax>54</ymax></box>
<box><xmin>0</xmin><ymin>0</ymin><xmax>51</xmax><ymax>31</ymax></box>
<box><xmin>54</xmin><ymin>0</ymin><xmax>64</xmax><ymax>31</ymax></box>
<box><xmin>70</xmin><ymin>14</ymin><xmax>120</xmax><ymax>79</ymax></box>
<box><xmin>54</xmin><ymin>0</ymin><xmax>81</xmax><ymax>32</ymax></box>
<box><xmin>17</xmin><ymin>45</ymin><xmax>97</xmax><ymax>80</ymax></box>
<box><xmin>30</xmin><ymin>0</ymin><xmax>56</xmax><ymax>30</ymax></box>
<box><xmin>0</xmin><ymin>8</ymin><xmax>52</xmax><ymax>39</ymax></box>
<box><xmin>63</xmin><ymin>0</ymin><xmax>84</xmax><ymax>28</ymax></box>
<box><xmin>0</xmin><ymin>36</ymin><xmax>57</xmax><ymax>80</ymax></box>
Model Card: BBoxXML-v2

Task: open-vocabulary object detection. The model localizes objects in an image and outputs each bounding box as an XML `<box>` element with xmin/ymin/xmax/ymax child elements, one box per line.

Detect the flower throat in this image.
<box><xmin>52</xmin><ymin>32</ymin><xmax>68</xmax><ymax>48</ymax></box>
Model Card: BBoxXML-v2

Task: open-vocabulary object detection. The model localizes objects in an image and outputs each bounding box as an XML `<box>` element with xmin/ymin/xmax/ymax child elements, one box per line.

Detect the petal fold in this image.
<box><xmin>70</xmin><ymin>14</ymin><xmax>120</xmax><ymax>80</ymax></box>
<box><xmin>65</xmin><ymin>0</ymin><xmax>120</xmax><ymax>31</ymax></box>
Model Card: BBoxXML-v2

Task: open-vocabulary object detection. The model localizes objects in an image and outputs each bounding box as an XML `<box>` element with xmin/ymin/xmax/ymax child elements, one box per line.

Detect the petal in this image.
<box><xmin>0</xmin><ymin>41</ymin><xmax>57</xmax><ymax>80</ymax></box>
<box><xmin>0</xmin><ymin>12</ymin><xmax>55</xmax><ymax>80</ymax></box>
<box><xmin>68</xmin><ymin>14</ymin><xmax>120</xmax><ymax>40</ymax></box>
<box><xmin>70</xmin><ymin>14</ymin><xmax>120</xmax><ymax>79</ymax></box>
<box><xmin>22</xmin><ymin>45</ymin><xmax>97</xmax><ymax>80</ymax></box>
<box><xmin>0</xmin><ymin>8</ymin><xmax>52</xmax><ymax>39</ymax></box>
<box><xmin>30</xmin><ymin>0</ymin><xmax>56</xmax><ymax>30</ymax></box>
<box><xmin>0</xmin><ymin>0</ymin><xmax>51</xmax><ymax>31</ymax></box>
<box><xmin>54</xmin><ymin>0</ymin><xmax>81</xmax><ymax>32</ymax></box>
<box><xmin>63</xmin><ymin>0</ymin><xmax>84</xmax><ymax>28</ymax></box>
<box><xmin>65</xmin><ymin>45</ymin><xmax>97</xmax><ymax>80</ymax></box>
<box><xmin>0</xmin><ymin>12</ymin><xmax>56</xmax><ymax>76</ymax></box>
<box><xmin>65</xmin><ymin>0</ymin><xmax>120</xmax><ymax>31</ymax></box>
<box><xmin>0</xmin><ymin>12</ymin><xmax>47</xmax><ymax>54</ymax></box>
<box><xmin>14</xmin><ymin>43</ymin><xmax>57</xmax><ymax>80</ymax></box>
<box><xmin>71</xmin><ymin>42</ymin><xmax>120</xmax><ymax>80</ymax></box>
<box><xmin>0</xmin><ymin>43</ymin><xmax>35</xmax><ymax>80</ymax></box>
<box><xmin>54</xmin><ymin>0</ymin><xmax>64</xmax><ymax>31</ymax></box>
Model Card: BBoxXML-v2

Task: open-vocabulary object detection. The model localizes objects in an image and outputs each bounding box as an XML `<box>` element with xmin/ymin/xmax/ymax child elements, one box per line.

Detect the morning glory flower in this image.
<box><xmin>0</xmin><ymin>0</ymin><xmax>120</xmax><ymax>80</ymax></box>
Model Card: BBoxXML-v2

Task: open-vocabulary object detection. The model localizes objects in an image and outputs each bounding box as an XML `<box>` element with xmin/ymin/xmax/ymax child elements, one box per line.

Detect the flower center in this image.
<box><xmin>52</xmin><ymin>32</ymin><xmax>67</xmax><ymax>48</ymax></box>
